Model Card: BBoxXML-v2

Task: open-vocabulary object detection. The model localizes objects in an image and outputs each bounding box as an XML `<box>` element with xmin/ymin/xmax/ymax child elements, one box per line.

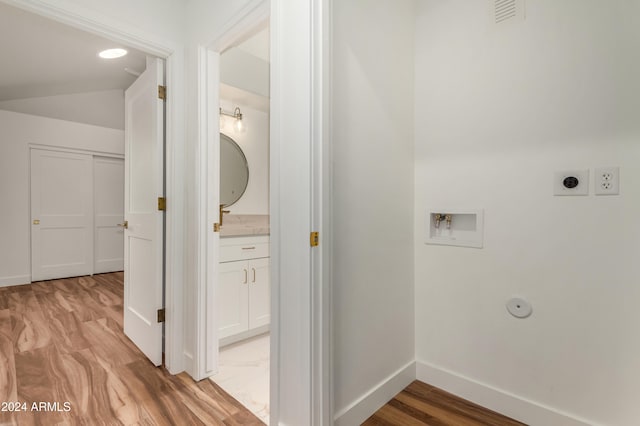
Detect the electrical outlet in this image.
<box><xmin>594</xmin><ymin>167</ymin><xmax>620</xmax><ymax>195</ymax></box>
<box><xmin>554</xmin><ymin>170</ymin><xmax>589</xmax><ymax>196</ymax></box>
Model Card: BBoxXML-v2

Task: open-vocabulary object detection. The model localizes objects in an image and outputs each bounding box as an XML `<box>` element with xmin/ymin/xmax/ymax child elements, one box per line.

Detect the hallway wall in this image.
<box><xmin>413</xmin><ymin>1</ymin><xmax>640</xmax><ymax>425</ymax></box>
<box><xmin>332</xmin><ymin>1</ymin><xmax>416</xmax><ymax>424</ymax></box>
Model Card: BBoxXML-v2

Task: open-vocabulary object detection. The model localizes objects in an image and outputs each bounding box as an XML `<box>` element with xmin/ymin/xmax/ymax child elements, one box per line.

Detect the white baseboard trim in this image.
<box><xmin>183</xmin><ymin>351</ymin><xmax>194</xmax><ymax>377</ymax></box>
<box><xmin>0</xmin><ymin>275</ymin><xmax>31</xmax><ymax>288</ymax></box>
<box><xmin>416</xmin><ymin>360</ymin><xmax>598</xmax><ymax>426</ymax></box>
<box><xmin>334</xmin><ymin>360</ymin><xmax>416</xmax><ymax>426</ymax></box>
<box><xmin>219</xmin><ymin>325</ymin><xmax>269</xmax><ymax>347</ymax></box>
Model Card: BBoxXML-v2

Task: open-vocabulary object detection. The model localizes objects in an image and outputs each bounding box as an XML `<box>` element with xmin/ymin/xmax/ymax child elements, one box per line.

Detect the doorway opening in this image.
<box><xmin>209</xmin><ymin>21</ymin><xmax>272</xmax><ymax>425</ymax></box>
<box><xmin>0</xmin><ymin>1</ymin><xmax>172</xmax><ymax>370</ymax></box>
<box><xmin>195</xmin><ymin>2</ymin><xmax>332</xmax><ymax>425</ymax></box>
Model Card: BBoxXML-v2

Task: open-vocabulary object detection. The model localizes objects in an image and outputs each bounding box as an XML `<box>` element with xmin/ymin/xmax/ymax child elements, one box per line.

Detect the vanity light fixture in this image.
<box><xmin>98</xmin><ymin>48</ymin><xmax>128</xmax><ymax>59</ymax></box>
<box><xmin>219</xmin><ymin>106</ymin><xmax>245</xmax><ymax>133</ymax></box>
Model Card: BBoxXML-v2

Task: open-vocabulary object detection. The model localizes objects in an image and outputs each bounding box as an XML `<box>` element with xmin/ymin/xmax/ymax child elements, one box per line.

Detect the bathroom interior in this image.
<box><xmin>209</xmin><ymin>24</ymin><xmax>271</xmax><ymax>425</ymax></box>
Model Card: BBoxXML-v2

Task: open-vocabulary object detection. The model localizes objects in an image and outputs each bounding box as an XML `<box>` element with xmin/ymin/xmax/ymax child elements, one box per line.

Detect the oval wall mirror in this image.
<box><xmin>220</xmin><ymin>133</ymin><xmax>249</xmax><ymax>207</ymax></box>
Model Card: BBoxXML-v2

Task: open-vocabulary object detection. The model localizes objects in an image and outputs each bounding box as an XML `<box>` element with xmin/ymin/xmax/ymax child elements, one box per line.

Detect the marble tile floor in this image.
<box><xmin>0</xmin><ymin>273</ymin><xmax>263</xmax><ymax>425</ymax></box>
<box><xmin>210</xmin><ymin>333</ymin><xmax>270</xmax><ymax>425</ymax></box>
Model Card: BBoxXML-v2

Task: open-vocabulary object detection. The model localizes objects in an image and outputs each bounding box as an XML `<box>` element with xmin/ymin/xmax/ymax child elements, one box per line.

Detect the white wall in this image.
<box><xmin>14</xmin><ymin>0</ymin><xmax>186</xmax><ymax>43</ymax></box>
<box><xmin>220</xmin><ymin>48</ymin><xmax>269</xmax><ymax>98</ymax></box>
<box><xmin>332</xmin><ymin>1</ymin><xmax>416</xmax><ymax>424</ymax></box>
<box><xmin>219</xmin><ymin>98</ymin><xmax>269</xmax><ymax>215</ymax></box>
<box><xmin>236</xmin><ymin>27</ymin><xmax>269</xmax><ymax>62</ymax></box>
<box><xmin>0</xmin><ymin>89</ymin><xmax>125</xmax><ymax>129</ymax></box>
<box><xmin>0</xmin><ymin>109</ymin><xmax>124</xmax><ymax>286</ymax></box>
<box><xmin>414</xmin><ymin>1</ymin><xmax>640</xmax><ymax>425</ymax></box>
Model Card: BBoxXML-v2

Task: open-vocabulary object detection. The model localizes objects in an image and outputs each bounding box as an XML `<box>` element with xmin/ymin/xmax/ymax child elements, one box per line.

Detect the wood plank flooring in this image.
<box><xmin>363</xmin><ymin>381</ymin><xmax>526</xmax><ymax>426</ymax></box>
<box><xmin>0</xmin><ymin>273</ymin><xmax>263</xmax><ymax>425</ymax></box>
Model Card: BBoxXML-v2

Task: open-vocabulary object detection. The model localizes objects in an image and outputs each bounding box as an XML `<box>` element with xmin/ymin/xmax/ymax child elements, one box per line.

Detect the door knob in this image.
<box><xmin>33</xmin><ymin>219</ymin><xmax>40</xmax><ymax>225</ymax></box>
<box><xmin>118</xmin><ymin>220</ymin><xmax>129</xmax><ymax>229</ymax></box>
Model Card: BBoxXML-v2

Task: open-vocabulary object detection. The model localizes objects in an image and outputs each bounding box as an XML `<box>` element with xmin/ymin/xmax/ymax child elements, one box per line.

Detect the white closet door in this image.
<box><xmin>31</xmin><ymin>149</ymin><xmax>93</xmax><ymax>281</ymax></box>
<box><xmin>94</xmin><ymin>157</ymin><xmax>124</xmax><ymax>274</ymax></box>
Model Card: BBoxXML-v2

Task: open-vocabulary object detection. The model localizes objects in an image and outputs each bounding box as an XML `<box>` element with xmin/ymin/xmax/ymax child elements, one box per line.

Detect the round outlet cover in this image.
<box><xmin>506</xmin><ymin>297</ymin><xmax>532</xmax><ymax>319</ymax></box>
<box><xmin>563</xmin><ymin>176</ymin><xmax>579</xmax><ymax>189</ymax></box>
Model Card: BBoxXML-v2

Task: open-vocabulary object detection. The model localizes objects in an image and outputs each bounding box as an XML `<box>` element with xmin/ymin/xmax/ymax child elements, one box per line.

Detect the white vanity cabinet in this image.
<box><xmin>218</xmin><ymin>235</ymin><xmax>270</xmax><ymax>344</ymax></box>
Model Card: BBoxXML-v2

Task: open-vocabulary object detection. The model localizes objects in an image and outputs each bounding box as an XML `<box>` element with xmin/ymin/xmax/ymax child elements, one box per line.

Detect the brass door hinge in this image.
<box><xmin>158</xmin><ymin>85</ymin><xmax>167</xmax><ymax>101</ymax></box>
<box><xmin>158</xmin><ymin>197</ymin><xmax>166</xmax><ymax>211</ymax></box>
<box><xmin>157</xmin><ymin>308</ymin><xmax>165</xmax><ymax>323</ymax></box>
<box><xmin>310</xmin><ymin>231</ymin><xmax>319</xmax><ymax>247</ymax></box>
<box><xmin>213</xmin><ymin>223</ymin><xmax>220</xmax><ymax>232</ymax></box>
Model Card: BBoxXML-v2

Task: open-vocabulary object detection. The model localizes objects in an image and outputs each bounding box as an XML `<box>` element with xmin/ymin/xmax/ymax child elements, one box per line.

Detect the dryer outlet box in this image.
<box><xmin>554</xmin><ymin>170</ymin><xmax>589</xmax><ymax>196</ymax></box>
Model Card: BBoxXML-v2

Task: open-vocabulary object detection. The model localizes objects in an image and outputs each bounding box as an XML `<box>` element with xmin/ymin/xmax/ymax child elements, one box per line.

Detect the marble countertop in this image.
<box><xmin>220</xmin><ymin>214</ymin><xmax>270</xmax><ymax>237</ymax></box>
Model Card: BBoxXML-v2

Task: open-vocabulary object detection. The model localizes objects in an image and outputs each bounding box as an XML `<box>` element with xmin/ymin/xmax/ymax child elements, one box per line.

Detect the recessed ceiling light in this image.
<box><xmin>99</xmin><ymin>48</ymin><xmax>128</xmax><ymax>59</ymax></box>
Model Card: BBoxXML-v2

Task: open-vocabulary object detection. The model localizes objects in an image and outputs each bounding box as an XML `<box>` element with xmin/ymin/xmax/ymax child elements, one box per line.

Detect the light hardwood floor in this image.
<box><xmin>0</xmin><ymin>273</ymin><xmax>263</xmax><ymax>425</ymax></box>
<box><xmin>363</xmin><ymin>381</ymin><xmax>526</xmax><ymax>426</ymax></box>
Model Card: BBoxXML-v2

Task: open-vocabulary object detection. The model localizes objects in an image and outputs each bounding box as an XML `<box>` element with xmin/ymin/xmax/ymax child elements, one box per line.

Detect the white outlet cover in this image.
<box><xmin>594</xmin><ymin>166</ymin><xmax>620</xmax><ymax>196</ymax></box>
<box><xmin>553</xmin><ymin>170</ymin><xmax>589</xmax><ymax>196</ymax></box>
<box><xmin>506</xmin><ymin>297</ymin><xmax>532</xmax><ymax>319</ymax></box>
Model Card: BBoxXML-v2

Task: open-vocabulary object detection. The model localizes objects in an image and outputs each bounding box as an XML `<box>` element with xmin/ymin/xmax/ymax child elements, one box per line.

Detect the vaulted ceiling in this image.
<box><xmin>0</xmin><ymin>2</ymin><xmax>148</xmax><ymax>101</ymax></box>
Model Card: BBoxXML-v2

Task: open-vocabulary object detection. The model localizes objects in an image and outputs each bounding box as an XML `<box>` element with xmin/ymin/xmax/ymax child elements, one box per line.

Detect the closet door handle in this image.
<box><xmin>243</xmin><ymin>269</ymin><xmax>248</xmax><ymax>284</ymax></box>
<box><xmin>252</xmin><ymin>268</ymin><xmax>256</xmax><ymax>283</ymax></box>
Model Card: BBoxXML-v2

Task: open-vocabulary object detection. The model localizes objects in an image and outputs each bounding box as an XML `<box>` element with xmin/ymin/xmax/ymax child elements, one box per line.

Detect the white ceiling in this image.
<box><xmin>220</xmin><ymin>26</ymin><xmax>270</xmax><ymax>111</ymax></box>
<box><xmin>220</xmin><ymin>83</ymin><xmax>269</xmax><ymax>113</ymax></box>
<box><xmin>0</xmin><ymin>2</ymin><xmax>148</xmax><ymax>101</ymax></box>
<box><xmin>235</xmin><ymin>27</ymin><xmax>269</xmax><ymax>63</ymax></box>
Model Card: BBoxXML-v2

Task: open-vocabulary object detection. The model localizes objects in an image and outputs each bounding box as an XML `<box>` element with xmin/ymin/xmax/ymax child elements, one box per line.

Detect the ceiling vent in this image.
<box><xmin>492</xmin><ymin>0</ymin><xmax>525</xmax><ymax>25</ymax></box>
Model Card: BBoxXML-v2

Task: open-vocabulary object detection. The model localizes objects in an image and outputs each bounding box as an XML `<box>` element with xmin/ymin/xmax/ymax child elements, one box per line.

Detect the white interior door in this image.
<box><xmin>94</xmin><ymin>157</ymin><xmax>125</xmax><ymax>274</ymax></box>
<box><xmin>31</xmin><ymin>149</ymin><xmax>93</xmax><ymax>282</ymax></box>
<box><xmin>124</xmin><ymin>57</ymin><xmax>165</xmax><ymax>366</ymax></box>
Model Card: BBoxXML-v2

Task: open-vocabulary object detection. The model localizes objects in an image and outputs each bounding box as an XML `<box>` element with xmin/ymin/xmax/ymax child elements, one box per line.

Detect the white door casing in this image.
<box><xmin>31</xmin><ymin>149</ymin><xmax>94</xmax><ymax>282</ymax></box>
<box><xmin>94</xmin><ymin>156</ymin><xmax>125</xmax><ymax>274</ymax></box>
<box><xmin>203</xmin><ymin>47</ymin><xmax>221</xmax><ymax>377</ymax></box>
<box><xmin>198</xmin><ymin>0</ymin><xmax>270</xmax><ymax>382</ymax></box>
<box><xmin>124</xmin><ymin>57</ymin><xmax>165</xmax><ymax>366</ymax></box>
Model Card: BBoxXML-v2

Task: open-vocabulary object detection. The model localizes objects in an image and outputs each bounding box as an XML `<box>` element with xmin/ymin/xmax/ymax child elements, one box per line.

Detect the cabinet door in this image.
<box><xmin>249</xmin><ymin>257</ymin><xmax>270</xmax><ymax>329</ymax></box>
<box><xmin>218</xmin><ymin>260</ymin><xmax>249</xmax><ymax>339</ymax></box>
